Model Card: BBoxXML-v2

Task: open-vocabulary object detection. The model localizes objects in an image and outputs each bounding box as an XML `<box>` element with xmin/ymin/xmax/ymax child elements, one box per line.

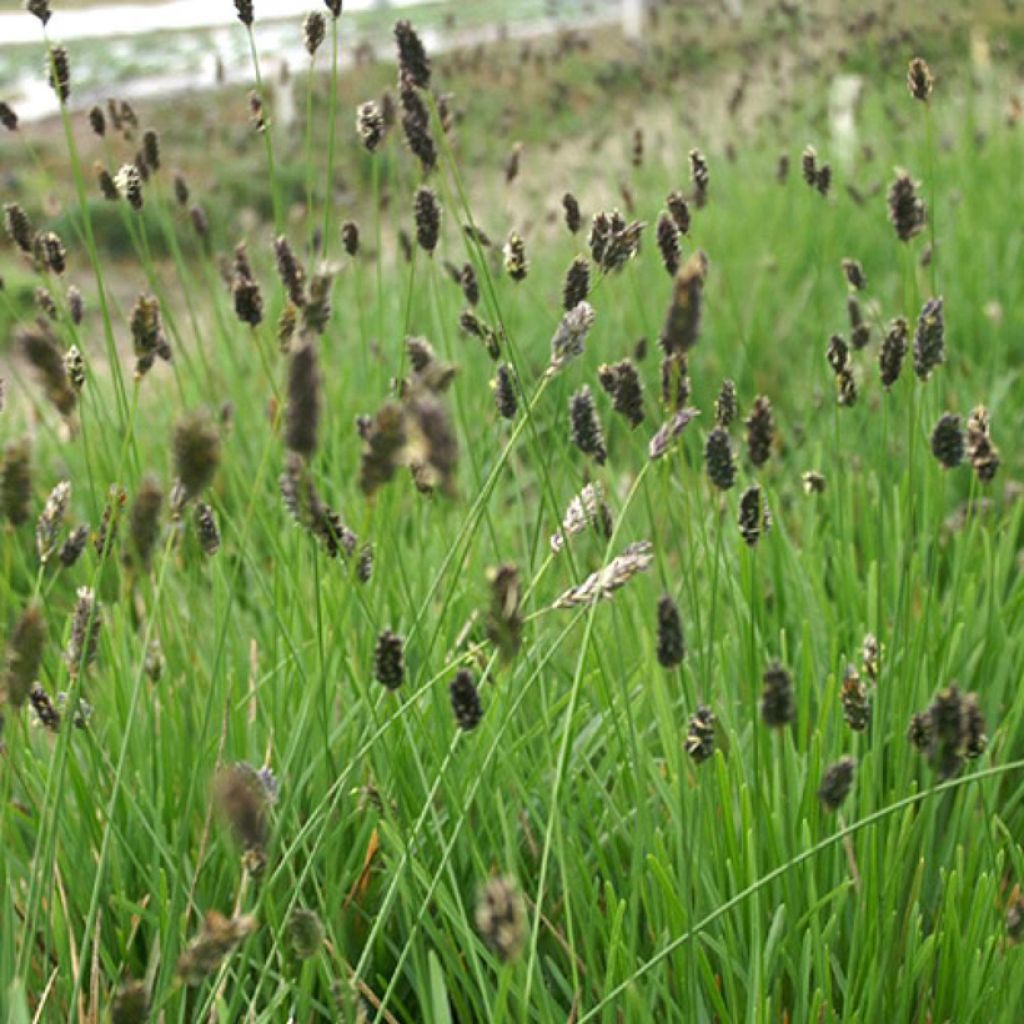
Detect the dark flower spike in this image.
<box><xmin>450</xmin><ymin>668</ymin><xmax>483</xmax><ymax>730</ymax></box>
<box><xmin>818</xmin><ymin>757</ymin><xmax>856</xmax><ymax>812</ymax></box>
<box><xmin>656</xmin><ymin>595</ymin><xmax>685</xmax><ymax>668</ymax></box>
<box><xmin>760</xmin><ymin>660</ymin><xmax>795</xmax><ymax>728</ymax></box>
<box><xmin>374</xmin><ymin>629</ymin><xmax>405</xmax><ymax>689</ymax></box>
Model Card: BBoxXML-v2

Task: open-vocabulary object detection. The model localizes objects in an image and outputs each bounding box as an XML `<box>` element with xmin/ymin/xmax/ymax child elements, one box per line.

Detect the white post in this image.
<box><xmin>622</xmin><ymin>0</ymin><xmax>646</xmax><ymax>41</ymax></box>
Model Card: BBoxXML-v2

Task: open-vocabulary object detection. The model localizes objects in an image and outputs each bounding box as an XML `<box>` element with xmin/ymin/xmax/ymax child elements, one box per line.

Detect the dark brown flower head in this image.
<box><xmin>177</xmin><ymin>911</ymin><xmax>257</xmax><ymax>986</ymax></box>
<box><xmin>962</xmin><ymin>693</ymin><xmax>987</xmax><ymax>760</ymax></box>
<box><xmin>34</xmin><ymin>230</ymin><xmax>66</xmax><ymax>275</ymax></box>
<box><xmin>357</xmin><ymin>100</ymin><xmax>385</xmax><ymax>152</ymax></box>
<box><xmin>966</xmin><ymin>405</ymin><xmax>1000</xmax><ymax>484</ymax></box>
<box><xmin>930</xmin><ymin>412</ymin><xmax>964</xmax><ymax>469</ymax></box>
<box><xmin>907</xmin><ymin>57</ymin><xmax>933</xmax><ymax>102</ymax></box>
<box><xmin>110</xmin><ymin>980</ymin><xmax>149</xmax><ymax>1024</ymax></box>
<box><xmin>303</xmin><ymin>268</ymin><xmax>334</xmax><ymax>335</ymax></box>
<box><xmin>879</xmin><ymin>316</ymin><xmax>908</xmax><ymax>389</ymax></box>
<box><xmin>232</xmin><ymin>275</ymin><xmax>263</xmax><ymax>328</ymax></box>
<box><xmin>815</xmin><ymin>164</ymin><xmax>832</xmax><ymax>197</ymax></box>
<box><xmin>67</xmin><ymin>287</ymin><xmax>84</xmax><ymax>326</ymax></box>
<box><xmin>848</xmin><ymin>297</ymin><xmax>870</xmax><ymax>350</ymax></box>
<box><xmin>450</xmin><ymin>668</ymin><xmax>483</xmax><ymax>730</ymax></box>
<box><xmin>486</xmin><ymin>564</ymin><xmax>522</xmax><ymax>661</ymax></box>
<box><xmin>562</xmin><ymin>255</ymin><xmax>590</xmax><ymax>311</ymax></box>
<box><xmin>547</xmin><ymin>301</ymin><xmax>595</xmax><ymax>377</ymax></box>
<box><xmin>374</xmin><ymin>629</ymin><xmax>405</xmax><ymax>689</ymax></box>
<box><xmin>459</xmin><ymin>309</ymin><xmax>501</xmax><ymax>360</ymax></box>
<box><xmin>341</xmin><ymin>220</ymin><xmax>360</xmax><ymax>256</ymax></box>
<box><xmin>66</xmin><ymin>586</ymin><xmax>100</xmax><ymax>676</ymax></box>
<box><xmin>0</xmin><ymin>102</ymin><xmax>17</xmax><ymax>132</ymax></box>
<box><xmin>760</xmin><ymin>660</ymin><xmax>795</xmax><ymax>728</ymax></box>
<box><xmin>414</xmin><ymin>186</ymin><xmax>441</xmax><ymax>253</ymax></box>
<box><xmin>26</xmin><ymin>0</ymin><xmax>51</xmax><ymax>25</ymax></box>
<box><xmin>173</xmin><ymin>410</ymin><xmax>221</xmax><ymax>502</ymax></box>
<box><xmin>776</xmin><ymin>153</ymin><xmax>790</xmax><ymax>184</ymax></box>
<box><xmin>129</xmin><ymin>476</ymin><xmax>164</xmax><ymax>570</ymax></box>
<box><xmin>888</xmin><ymin>170</ymin><xmax>926</xmax><ymax>243</ymax></box>
<box><xmin>913</xmin><ymin>296</ymin><xmax>944</xmax><ymax>381</ymax></box>
<box><xmin>357</xmin><ymin>542</ymin><xmax>374</xmax><ymax>583</ymax></box>
<box><xmin>115</xmin><ymin>163</ymin><xmax>143</xmax><ymax>210</ymax></box>
<box><xmin>562</xmin><ymin>192</ymin><xmax>582</xmax><ymax>234</ymax></box>
<box><xmin>36</xmin><ymin>480</ymin><xmax>70</xmax><ymax>564</ymax></box>
<box><xmin>394</xmin><ymin>19</ymin><xmax>431</xmax><ymax>88</ymax></box>
<box><xmin>569</xmin><ymin>386</ymin><xmax>607</xmax><ymax>465</ymax></box>
<box><xmin>836</xmin><ymin>367</ymin><xmax>857</xmax><ymax>407</ymax></box>
<box><xmin>304</xmin><ymin>11</ymin><xmax>327</xmax><ymax>55</ymax></box>
<box><xmin>818</xmin><ymin>756</ymin><xmax>855</xmax><ymax>812</ymax></box>
<box><xmin>285</xmin><ymin>342</ymin><xmax>322</xmax><ymax>459</ymax></box>
<box><xmin>59</xmin><ymin>524</ymin><xmax>89</xmax><ymax>567</ymax></box>
<box><xmin>492</xmin><ymin>364</ymin><xmax>517</xmax><ymax>420</ymax></box>
<box><xmin>277</xmin><ymin>302</ymin><xmax>298</xmax><ymax>354</ymax></box>
<box><xmin>714</xmin><ymin>379</ymin><xmax>737</xmax><ymax>428</ymax></box>
<box><xmin>459</xmin><ymin>262</ymin><xmax>479</xmax><ymax>306</ymax></box>
<box><xmin>142</xmin><ymin>128</ymin><xmax>160</xmax><ymax>171</ymax></box>
<box><xmin>190</xmin><ymin>204</ymin><xmax>209</xmax><ymax>239</ymax></box>
<box><xmin>666</xmin><ymin>191</ymin><xmax>690</xmax><ymax>235</ymax></box>
<box><xmin>35</xmin><ymin>286</ymin><xmax>58</xmax><ymax>321</ymax></box>
<box><xmin>358</xmin><ymin>403</ymin><xmax>407</xmax><ymax>497</ymax></box>
<box><xmin>550</xmin><ymin>482</ymin><xmax>612</xmax><ymax>553</ymax></box>
<box><xmin>704</xmin><ymin>427</ymin><xmax>736</xmax><ymax>491</ymax></box>
<box><xmin>234</xmin><ymin>0</ymin><xmax>254</xmax><ymax>27</ymax></box>
<box><xmin>398</xmin><ymin>228</ymin><xmax>413</xmax><ymax>263</ymax></box>
<box><xmin>504</xmin><ymin>231</ymin><xmax>528</xmax><ymax>282</ymax></box>
<box><xmin>801</xmin><ymin>145</ymin><xmax>817</xmax><ymax>187</ymax></box>
<box><xmin>88</xmin><ymin>105</ymin><xmax>106</xmax><ymax>136</ymax></box>
<box><xmin>214</xmin><ymin>761</ymin><xmax>269</xmax><ymax>858</ymax></box>
<box><xmin>2</xmin><ymin>603</ymin><xmax>46</xmax><ymax>709</ymax></box>
<box><xmin>907</xmin><ymin>711</ymin><xmax>932</xmax><ymax>751</ymax></box>
<box><xmin>170</xmin><ymin>172</ymin><xmax>189</xmax><ymax>207</ymax></box>
<box><xmin>689</xmin><ymin>148</ymin><xmax>709</xmax><ymax>207</ymax></box>
<box><xmin>94</xmin><ymin>484</ymin><xmax>126</xmax><ymax>558</ymax></box>
<box><xmin>406</xmin><ymin>390</ymin><xmax>459</xmax><ymax>496</ymax></box>
<box><xmin>745</xmin><ymin>395</ymin><xmax>774</xmax><ymax>468</ymax></box>
<box><xmin>4</xmin><ymin>203</ymin><xmax>33</xmax><ymax>253</ymax></box>
<box><xmin>195</xmin><ymin>502</ymin><xmax>220</xmax><ymax>556</ymax></box>
<box><xmin>649</xmin><ymin>406</ymin><xmax>699</xmax><ymax>461</ymax></box>
<box><xmin>129</xmin><ymin>294</ymin><xmax>167</xmax><ymax>377</ymax></box>
<box><xmin>685</xmin><ymin>705</ymin><xmax>716</xmax><ymax>764</ymax></box>
<box><xmin>739</xmin><ymin>484</ymin><xmax>770</xmax><ymax>547</ymax></box>
<box><xmin>18</xmin><ymin>320</ymin><xmax>76</xmax><ymax>416</ymax></box>
<box><xmin>505</xmin><ymin>141</ymin><xmax>523</xmax><ymax>185</ymax></box>
<box><xmin>324</xmin><ymin>0</ymin><xmax>341</xmax><ymax>16</ymax></box>
<box><xmin>656</xmin><ymin>212</ymin><xmax>680</xmax><ymax>276</ymax></box>
<box><xmin>47</xmin><ymin>46</ymin><xmax>71</xmax><ymax>102</ymax></box>
<box><xmin>475</xmin><ymin>876</ymin><xmax>526</xmax><ymax>962</ymax></box>
<box><xmin>250</xmin><ymin>92</ymin><xmax>266</xmax><ymax>132</ymax></box>
<box><xmin>656</xmin><ymin>595</ymin><xmax>685</xmax><ymax>668</ymax></box>
<box><xmin>598</xmin><ymin>358</ymin><xmax>645</xmax><ymax>429</ymax></box>
<box><xmin>660</xmin><ymin>250</ymin><xmax>707</xmax><ymax>356</ymax></box>
<box><xmin>841</xmin><ymin>664</ymin><xmax>870</xmax><ymax>731</ymax></box>
<box><xmin>827</xmin><ymin>333</ymin><xmax>849</xmax><ymax>375</ymax></box>
<box><xmin>29</xmin><ymin>683</ymin><xmax>60</xmax><ymax>732</ymax></box>
<box><xmin>95</xmin><ymin>164</ymin><xmax>119</xmax><ymax>202</ymax></box>
<box><xmin>273</xmin><ymin>235</ymin><xmax>307</xmax><ymax>306</ymax></box>
<box><xmin>594</xmin><ymin>212</ymin><xmax>644</xmax><ymax>273</ymax></box>
<box><xmin>398</xmin><ymin>73</ymin><xmax>436</xmax><ymax>171</ymax></box>
<box><xmin>841</xmin><ymin>258</ymin><xmax>866</xmax><ymax>290</ymax></box>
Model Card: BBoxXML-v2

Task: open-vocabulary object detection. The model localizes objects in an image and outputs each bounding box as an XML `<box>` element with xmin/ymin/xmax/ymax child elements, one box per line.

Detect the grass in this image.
<box><xmin>2</xmin><ymin>0</ymin><xmax>1024</xmax><ymax>1021</ymax></box>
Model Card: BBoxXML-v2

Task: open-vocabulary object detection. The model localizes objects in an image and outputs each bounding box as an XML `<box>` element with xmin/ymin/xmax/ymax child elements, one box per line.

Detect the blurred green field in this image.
<box><xmin>3</xmin><ymin>1</ymin><xmax>1024</xmax><ymax>1021</ymax></box>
